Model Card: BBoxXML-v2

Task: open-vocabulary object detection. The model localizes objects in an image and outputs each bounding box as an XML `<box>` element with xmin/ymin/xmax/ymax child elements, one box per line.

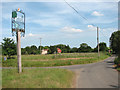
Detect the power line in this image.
<box><xmin>64</xmin><ymin>0</ymin><xmax>109</xmax><ymax>43</ymax></box>
<box><xmin>99</xmin><ymin>30</ymin><xmax>108</xmax><ymax>41</ymax></box>
<box><xmin>64</xmin><ymin>0</ymin><xmax>95</xmax><ymax>27</ymax></box>
<box><xmin>63</xmin><ymin>0</ymin><xmax>112</xmax><ymax>57</ymax></box>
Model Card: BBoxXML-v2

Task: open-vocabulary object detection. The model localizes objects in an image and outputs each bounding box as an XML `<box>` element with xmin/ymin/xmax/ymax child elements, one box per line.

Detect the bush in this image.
<box><xmin>114</xmin><ymin>57</ymin><xmax>120</xmax><ymax>67</ymax></box>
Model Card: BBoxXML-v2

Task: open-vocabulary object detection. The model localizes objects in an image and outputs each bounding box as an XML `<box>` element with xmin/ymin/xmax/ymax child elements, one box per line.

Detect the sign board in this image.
<box><xmin>12</xmin><ymin>8</ymin><xmax>25</xmax><ymax>37</ymax></box>
<box><xmin>12</xmin><ymin>11</ymin><xmax>17</xmax><ymax>18</ymax></box>
<box><xmin>57</xmin><ymin>48</ymin><xmax>62</xmax><ymax>53</ymax></box>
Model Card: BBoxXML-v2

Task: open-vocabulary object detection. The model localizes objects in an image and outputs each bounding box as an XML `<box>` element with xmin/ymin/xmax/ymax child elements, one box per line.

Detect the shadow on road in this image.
<box><xmin>107</xmin><ymin>61</ymin><xmax>114</xmax><ymax>63</ymax></box>
<box><xmin>106</xmin><ymin>66</ymin><xmax>116</xmax><ymax>69</ymax></box>
<box><xmin>109</xmin><ymin>85</ymin><xmax>118</xmax><ymax>88</ymax></box>
<box><xmin>106</xmin><ymin>60</ymin><xmax>116</xmax><ymax>69</ymax></box>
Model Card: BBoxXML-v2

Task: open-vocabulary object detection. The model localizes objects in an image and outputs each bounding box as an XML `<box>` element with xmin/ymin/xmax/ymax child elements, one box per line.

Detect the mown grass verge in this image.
<box><xmin>2</xmin><ymin>52</ymin><xmax>109</xmax><ymax>67</ymax></box>
<box><xmin>2</xmin><ymin>68</ymin><xmax>75</xmax><ymax>88</ymax></box>
<box><xmin>114</xmin><ymin>57</ymin><xmax>120</xmax><ymax>72</ymax></box>
<box><xmin>117</xmin><ymin>68</ymin><xmax>120</xmax><ymax>72</ymax></box>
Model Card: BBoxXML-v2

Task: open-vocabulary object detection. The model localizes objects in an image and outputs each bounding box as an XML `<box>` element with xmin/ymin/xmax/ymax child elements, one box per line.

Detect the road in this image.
<box><xmin>2</xmin><ymin>56</ymin><xmax>119</xmax><ymax>88</ymax></box>
<box><xmin>59</xmin><ymin>56</ymin><xmax>119</xmax><ymax>88</ymax></box>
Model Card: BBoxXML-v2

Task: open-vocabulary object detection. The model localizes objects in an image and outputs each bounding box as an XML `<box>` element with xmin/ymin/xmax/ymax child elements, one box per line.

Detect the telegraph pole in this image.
<box><xmin>40</xmin><ymin>38</ymin><xmax>42</xmax><ymax>54</ymax></box>
<box><xmin>97</xmin><ymin>27</ymin><xmax>100</xmax><ymax>57</ymax></box>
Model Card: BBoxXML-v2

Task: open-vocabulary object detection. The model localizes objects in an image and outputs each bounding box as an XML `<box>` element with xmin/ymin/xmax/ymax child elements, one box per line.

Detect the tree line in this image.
<box><xmin>2</xmin><ymin>30</ymin><xmax>120</xmax><ymax>58</ymax></box>
<box><xmin>1</xmin><ymin>37</ymin><xmax>109</xmax><ymax>58</ymax></box>
<box><xmin>21</xmin><ymin>42</ymin><xmax>109</xmax><ymax>55</ymax></box>
<box><xmin>110</xmin><ymin>31</ymin><xmax>120</xmax><ymax>68</ymax></box>
<box><xmin>1</xmin><ymin>30</ymin><xmax>120</xmax><ymax>68</ymax></box>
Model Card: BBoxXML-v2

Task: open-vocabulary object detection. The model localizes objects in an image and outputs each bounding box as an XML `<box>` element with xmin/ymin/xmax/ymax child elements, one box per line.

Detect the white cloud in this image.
<box><xmin>88</xmin><ymin>25</ymin><xmax>97</xmax><ymax>31</ymax></box>
<box><xmin>21</xmin><ymin>33</ymin><xmax>46</xmax><ymax>40</ymax></box>
<box><xmin>101</xmin><ymin>28</ymin><xmax>117</xmax><ymax>32</ymax></box>
<box><xmin>92</xmin><ymin>11</ymin><xmax>104</xmax><ymax>16</ymax></box>
<box><xmin>32</xmin><ymin>19</ymin><xmax>61</xmax><ymax>26</ymax></box>
<box><xmin>61</xmin><ymin>27</ymin><xmax>83</xmax><ymax>33</ymax></box>
<box><xmin>28</xmin><ymin>33</ymin><xmax>34</xmax><ymax>37</ymax></box>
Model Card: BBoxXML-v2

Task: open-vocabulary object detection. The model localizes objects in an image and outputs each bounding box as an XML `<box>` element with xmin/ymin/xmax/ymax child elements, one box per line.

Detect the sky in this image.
<box><xmin>1</xmin><ymin>0</ymin><xmax>118</xmax><ymax>48</ymax></box>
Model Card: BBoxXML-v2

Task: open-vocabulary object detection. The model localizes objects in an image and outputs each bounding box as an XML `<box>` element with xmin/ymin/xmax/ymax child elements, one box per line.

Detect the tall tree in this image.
<box><xmin>21</xmin><ymin>48</ymin><xmax>27</xmax><ymax>55</ymax></box>
<box><xmin>2</xmin><ymin>38</ymin><xmax>16</xmax><ymax>58</ymax></box>
<box><xmin>30</xmin><ymin>45</ymin><xmax>37</xmax><ymax>54</ymax></box>
<box><xmin>49</xmin><ymin>46</ymin><xmax>57</xmax><ymax>54</ymax></box>
<box><xmin>25</xmin><ymin>46</ymin><xmax>31</xmax><ymax>54</ymax></box>
<box><xmin>55</xmin><ymin>44</ymin><xmax>70</xmax><ymax>53</ymax></box>
<box><xmin>110</xmin><ymin>31</ymin><xmax>120</xmax><ymax>56</ymax></box>
<box><xmin>65</xmin><ymin>45</ymin><xmax>71</xmax><ymax>53</ymax></box>
<box><xmin>78</xmin><ymin>43</ymin><xmax>92</xmax><ymax>52</ymax></box>
<box><xmin>94</xmin><ymin>42</ymin><xmax>108</xmax><ymax>52</ymax></box>
<box><xmin>70</xmin><ymin>47</ymin><xmax>78</xmax><ymax>53</ymax></box>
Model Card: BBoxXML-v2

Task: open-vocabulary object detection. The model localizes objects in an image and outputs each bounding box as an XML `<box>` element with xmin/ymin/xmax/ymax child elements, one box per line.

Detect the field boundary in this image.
<box><xmin>2</xmin><ymin>56</ymin><xmax>111</xmax><ymax>69</ymax></box>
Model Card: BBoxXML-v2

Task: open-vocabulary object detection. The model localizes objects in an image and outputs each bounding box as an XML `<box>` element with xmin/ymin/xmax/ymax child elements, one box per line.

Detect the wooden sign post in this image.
<box><xmin>12</xmin><ymin>8</ymin><xmax>25</xmax><ymax>73</ymax></box>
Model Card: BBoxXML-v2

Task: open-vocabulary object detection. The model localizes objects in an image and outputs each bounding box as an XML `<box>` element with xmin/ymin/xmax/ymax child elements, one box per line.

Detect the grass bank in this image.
<box><xmin>2</xmin><ymin>52</ymin><xmax>109</xmax><ymax>67</ymax></box>
<box><xmin>2</xmin><ymin>68</ymin><xmax>75</xmax><ymax>88</ymax></box>
<box><xmin>117</xmin><ymin>68</ymin><xmax>120</xmax><ymax>72</ymax></box>
<box><xmin>114</xmin><ymin>56</ymin><xmax>120</xmax><ymax>72</ymax></box>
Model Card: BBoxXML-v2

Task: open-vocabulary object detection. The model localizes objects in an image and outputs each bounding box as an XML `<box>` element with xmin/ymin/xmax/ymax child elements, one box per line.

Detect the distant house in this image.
<box><xmin>41</xmin><ymin>49</ymin><xmax>48</xmax><ymax>55</ymax></box>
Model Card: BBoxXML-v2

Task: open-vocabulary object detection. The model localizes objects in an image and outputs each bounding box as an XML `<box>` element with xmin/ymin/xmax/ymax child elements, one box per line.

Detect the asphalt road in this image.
<box><xmin>59</xmin><ymin>56</ymin><xmax>119</xmax><ymax>88</ymax></box>
<box><xmin>2</xmin><ymin>56</ymin><xmax>119</xmax><ymax>88</ymax></box>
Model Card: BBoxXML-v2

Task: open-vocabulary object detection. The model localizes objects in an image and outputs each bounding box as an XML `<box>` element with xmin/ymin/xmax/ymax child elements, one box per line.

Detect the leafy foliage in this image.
<box><xmin>110</xmin><ymin>31</ymin><xmax>120</xmax><ymax>55</ymax></box>
<box><xmin>70</xmin><ymin>47</ymin><xmax>78</xmax><ymax>53</ymax></box>
<box><xmin>110</xmin><ymin>31</ymin><xmax>120</xmax><ymax>68</ymax></box>
<box><xmin>78</xmin><ymin>43</ymin><xmax>93</xmax><ymax>52</ymax></box>
<box><xmin>94</xmin><ymin>42</ymin><xmax>108</xmax><ymax>52</ymax></box>
<box><xmin>2</xmin><ymin>38</ymin><xmax>109</xmax><ymax>56</ymax></box>
<box><xmin>114</xmin><ymin>57</ymin><xmax>120</xmax><ymax>65</ymax></box>
<box><xmin>2</xmin><ymin>38</ymin><xmax>16</xmax><ymax>58</ymax></box>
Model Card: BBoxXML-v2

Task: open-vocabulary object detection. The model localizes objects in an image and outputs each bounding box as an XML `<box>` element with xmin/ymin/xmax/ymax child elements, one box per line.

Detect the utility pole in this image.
<box><xmin>97</xmin><ymin>27</ymin><xmax>100</xmax><ymax>57</ymax></box>
<box><xmin>40</xmin><ymin>38</ymin><xmax>42</xmax><ymax>54</ymax></box>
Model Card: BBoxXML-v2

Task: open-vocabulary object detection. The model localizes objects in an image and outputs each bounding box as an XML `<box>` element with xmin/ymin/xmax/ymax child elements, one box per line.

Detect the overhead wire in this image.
<box><xmin>64</xmin><ymin>0</ymin><xmax>96</xmax><ymax>27</ymax></box>
<box><xmin>64</xmin><ymin>0</ymin><xmax>109</xmax><ymax>43</ymax></box>
<box><xmin>64</xmin><ymin>0</ymin><xmax>97</xmax><ymax>47</ymax></box>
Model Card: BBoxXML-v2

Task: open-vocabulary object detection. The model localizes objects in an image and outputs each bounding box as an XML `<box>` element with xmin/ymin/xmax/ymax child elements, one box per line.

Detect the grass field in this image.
<box><xmin>2</xmin><ymin>68</ymin><xmax>75</xmax><ymax>88</ymax></box>
<box><xmin>117</xmin><ymin>68</ymin><xmax>120</xmax><ymax>72</ymax></box>
<box><xmin>2</xmin><ymin>52</ymin><xmax>109</xmax><ymax>67</ymax></box>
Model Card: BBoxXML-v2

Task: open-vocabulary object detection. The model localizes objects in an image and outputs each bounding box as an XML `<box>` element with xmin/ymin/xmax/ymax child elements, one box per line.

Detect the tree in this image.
<box><xmin>2</xmin><ymin>38</ymin><xmax>16</xmax><ymax>58</ymax></box>
<box><xmin>55</xmin><ymin>44</ymin><xmax>71</xmax><ymax>53</ymax></box>
<box><xmin>78</xmin><ymin>43</ymin><xmax>92</xmax><ymax>52</ymax></box>
<box><xmin>38</xmin><ymin>46</ymin><xmax>44</xmax><ymax>54</ymax></box>
<box><xmin>25</xmin><ymin>46</ymin><xmax>31</xmax><ymax>54</ymax></box>
<box><xmin>110</xmin><ymin>31</ymin><xmax>120</xmax><ymax>55</ymax></box>
<box><xmin>49</xmin><ymin>46</ymin><xmax>57</xmax><ymax>54</ymax></box>
<box><xmin>94</xmin><ymin>42</ymin><xmax>108</xmax><ymax>52</ymax></box>
<box><xmin>70</xmin><ymin>47</ymin><xmax>78</xmax><ymax>53</ymax></box>
<box><xmin>110</xmin><ymin>31</ymin><xmax>120</xmax><ymax>67</ymax></box>
<box><xmin>65</xmin><ymin>45</ymin><xmax>71</xmax><ymax>53</ymax></box>
<box><xmin>30</xmin><ymin>45</ymin><xmax>37</xmax><ymax>54</ymax></box>
<box><xmin>21</xmin><ymin>48</ymin><xmax>27</xmax><ymax>55</ymax></box>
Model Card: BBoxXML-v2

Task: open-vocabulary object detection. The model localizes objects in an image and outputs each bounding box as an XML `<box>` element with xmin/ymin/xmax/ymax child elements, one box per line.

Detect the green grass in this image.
<box><xmin>2</xmin><ymin>68</ymin><xmax>75</xmax><ymax>88</ymax></box>
<box><xmin>117</xmin><ymin>68</ymin><xmax>120</xmax><ymax>72</ymax></box>
<box><xmin>114</xmin><ymin>57</ymin><xmax>120</xmax><ymax>72</ymax></box>
<box><xmin>2</xmin><ymin>52</ymin><xmax>109</xmax><ymax>67</ymax></box>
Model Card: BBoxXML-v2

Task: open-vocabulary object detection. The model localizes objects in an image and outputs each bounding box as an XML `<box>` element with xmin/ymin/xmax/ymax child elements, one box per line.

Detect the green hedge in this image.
<box><xmin>114</xmin><ymin>57</ymin><xmax>120</xmax><ymax>67</ymax></box>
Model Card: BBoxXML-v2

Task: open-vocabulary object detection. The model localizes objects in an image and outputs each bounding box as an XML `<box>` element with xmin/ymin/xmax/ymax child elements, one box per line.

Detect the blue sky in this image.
<box><xmin>1</xmin><ymin>1</ymin><xmax>118</xmax><ymax>48</ymax></box>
